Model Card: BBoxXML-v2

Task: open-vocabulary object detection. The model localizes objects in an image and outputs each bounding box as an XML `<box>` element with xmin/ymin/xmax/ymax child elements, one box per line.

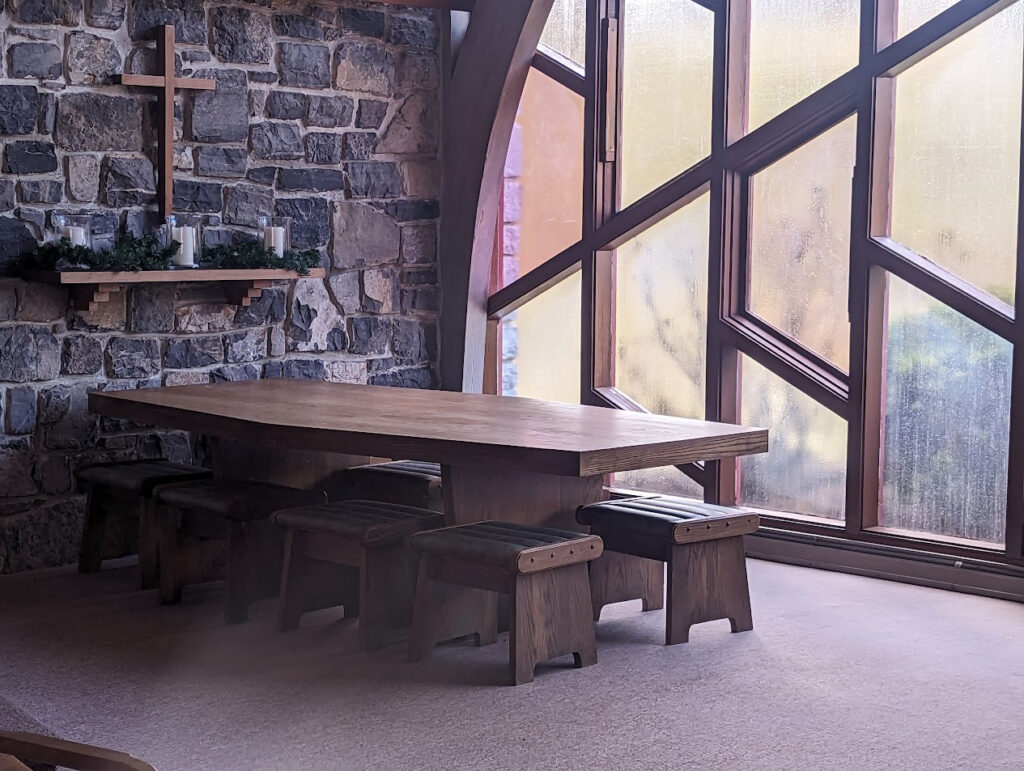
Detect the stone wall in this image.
<box><xmin>0</xmin><ymin>0</ymin><xmax>442</xmax><ymax>572</ymax></box>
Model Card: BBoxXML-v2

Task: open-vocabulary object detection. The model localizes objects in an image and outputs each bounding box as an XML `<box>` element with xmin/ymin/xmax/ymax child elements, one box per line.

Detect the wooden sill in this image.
<box><xmin>29</xmin><ymin>268</ymin><xmax>325</xmax><ymax>311</ymax></box>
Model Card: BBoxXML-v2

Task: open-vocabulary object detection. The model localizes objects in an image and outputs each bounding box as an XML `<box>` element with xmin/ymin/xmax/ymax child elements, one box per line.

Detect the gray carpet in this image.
<box><xmin>1</xmin><ymin>559</ymin><xmax>1022</xmax><ymax>770</ymax></box>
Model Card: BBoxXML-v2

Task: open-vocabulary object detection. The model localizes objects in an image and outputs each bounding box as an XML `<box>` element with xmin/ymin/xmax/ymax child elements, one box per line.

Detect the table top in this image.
<box><xmin>89</xmin><ymin>380</ymin><xmax>768</xmax><ymax>477</ymax></box>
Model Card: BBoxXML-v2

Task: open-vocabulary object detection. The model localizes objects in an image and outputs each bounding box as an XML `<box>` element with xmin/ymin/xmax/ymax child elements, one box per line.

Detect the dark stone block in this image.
<box><xmin>266</xmin><ymin>91</ymin><xmax>308</xmax><ymax>120</ymax></box>
<box><xmin>191</xmin><ymin>69</ymin><xmax>248</xmax><ymax>143</ymax></box>
<box><xmin>246</xmin><ymin>166</ymin><xmax>278</xmax><ymax>186</ymax></box>
<box><xmin>125</xmin><ymin>209</ymin><xmax>162</xmax><ymax>239</ymax></box>
<box><xmin>14</xmin><ymin>0</ymin><xmax>82</xmax><ymax>25</ymax></box>
<box><xmin>56</xmin><ymin>93</ymin><xmax>142</xmax><ymax>152</ymax></box>
<box><xmin>369</xmin><ymin>366</ymin><xmax>436</xmax><ymax>389</ymax></box>
<box><xmin>103</xmin><ymin>156</ymin><xmax>156</xmax><ymax>207</ymax></box>
<box><xmin>349</xmin><ymin>316</ymin><xmax>391</xmax><ymax>355</ymax></box>
<box><xmin>384</xmin><ymin>199</ymin><xmax>439</xmax><ymax>222</ymax></box>
<box><xmin>248</xmin><ymin>71</ymin><xmax>278</xmax><ymax>84</ymax></box>
<box><xmin>18</xmin><ymin>180</ymin><xmax>63</xmax><ymax>204</ymax></box>
<box><xmin>251</xmin><ymin>122</ymin><xmax>303</xmax><ymax>160</ymax></box>
<box><xmin>0</xmin><ymin>181</ymin><xmax>16</xmax><ymax>213</ymax></box>
<box><xmin>340</xmin><ymin>8</ymin><xmax>384</xmax><ymax>38</ymax></box>
<box><xmin>61</xmin><ymin>334</ymin><xmax>103</xmax><ymax>375</ymax></box>
<box><xmin>305</xmin><ymin>133</ymin><xmax>342</xmax><ymax>165</ymax></box>
<box><xmin>388</xmin><ymin>13</ymin><xmax>439</xmax><ymax>49</ymax></box>
<box><xmin>264</xmin><ymin>358</ymin><xmax>325</xmax><ymax>380</ymax></box>
<box><xmin>0</xmin><ymin>437</ymin><xmax>39</xmax><ymax>497</ymax></box>
<box><xmin>279</xmin><ymin>168</ymin><xmax>345</xmax><ymax>192</ymax></box>
<box><xmin>129</xmin><ymin>284</ymin><xmax>176</xmax><ymax>333</ymax></box>
<box><xmin>66</xmin><ymin>31</ymin><xmax>121</xmax><ymax>85</ymax></box>
<box><xmin>392</xmin><ymin>319</ymin><xmax>437</xmax><ymax>362</ymax></box>
<box><xmin>172</xmin><ymin>180</ymin><xmax>222</xmax><ymax>213</ymax></box>
<box><xmin>5</xmin><ymin>386</ymin><xmax>38</xmax><ymax>435</ymax></box>
<box><xmin>87</xmin><ymin>0</ymin><xmax>126</xmax><ymax>28</ymax></box>
<box><xmin>402</xmin><ymin>286</ymin><xmax>439</xmax><ymax>313</ymax></box>
<box><xmin>273</xmin><ymin>13</ymin><xmax>323</xmax><ymax>40</ymax></box>
<box><xmin>235</xmin><ymin>287</ymin><xmax>285</xmax><ymax>326</ymax></box>
<box><xmin>106</xmin><ymin>337</ymin><xmax>160</xmax><ymax>378</ymax></box>
<box><xmin>9</xmin><ymin>42</ymin><xmax>62</xmax><ymax>79</ymax></box>
<box><xmin>356</xmin><ymin>99</ymin><xmax>388</xmax><ymax>130</ymax></box>
<box><xmin>212</xmin><ymin>7</ymin><xmax>273</xmax><ymax>64</ymax></box>
<box><xmin>195</xmin><ymin>146</ymin><xmax>247</xmax><ymax>177</ymax></box>
<box><xmin>223</xmin><ymin>183</ymin><xmax>273</xmax><ymax>228</ymax></box>
<box><xmin>40</xmin><ymin>382</ymin><xmax>98</xmax><ymax>450</ymax></box>
<box><xmin>131</xmin><ymin>0</ymin><xmax>206</xmax><ymax>43</ymax></box>
<box><xmin>4</xmin><ymin>141</ymin><xmax>58</xmax><ymax>174</ymax></box>
<box><xmin>0</xmin><ymin>325</ymin><xmax>58</xmax><ymax>381</ymax></box>
<box><xmin>0</xmin><ymin>86</ymin><xmax>40</xmax><ymax>135</ymax></box>
<box><xmin>306</xmin><ymin>95</ymin><xmax>354</xmax><ymax>128</ymax></box>
<box><xmin>212</xmin><ymin>363</ymin><xmax>261</xmax><ymax>382</ymax></box>
<box><xmin>341</xmin><ymin>132</ymin><xmax>375</xmax><ymax>160</ymax></box>
<box><xmin>346</xmin><ymin>162</ymin><xmax>402</xmax><ymax>198</ymax></box>
<box><xmin>224</xmin><ymin>327</ymin><xmax>267</xmax><ymax>363</ymax></box>
<box><xmin>165</xmin><ymin>335</ymin><xmax>223</xmax><ymax>369</ymax></box>
<box><xmin>279</xmin><ymin>43</ymin><xmax>330</xmax><ymax>88</ymax></box>
<box><xmin>276</xmin><ymin>197</ymin><xmax>330</xmax><ymax>249</ymax></box>
<box><xmin>335</xmin><ymin>40</ymin><xmax>393</xmax><ymax>96</ymax></box>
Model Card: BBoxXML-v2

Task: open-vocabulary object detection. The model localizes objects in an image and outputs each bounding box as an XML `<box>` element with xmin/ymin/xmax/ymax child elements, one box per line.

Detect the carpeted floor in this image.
<box><xmin>1</xmin><ymin>559</ymin><xmax>1022</xmax><ymax>770</ymax></box>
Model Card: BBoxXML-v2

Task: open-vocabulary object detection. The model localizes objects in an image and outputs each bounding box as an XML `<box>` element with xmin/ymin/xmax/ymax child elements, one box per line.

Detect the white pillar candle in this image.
<box><xmin>171</xmin><ymin>226</ymin><xmax>197</xmax><ymax>267</ymax></box>
<box><xmin>264</xmin><ymin>226</ymin><xmax>286</xmax><ymax>259</ymax></box>
<box><xmin>62</xmin><ymin>226</ymin><xmax>87</xmax><ymax>246</ymax></box>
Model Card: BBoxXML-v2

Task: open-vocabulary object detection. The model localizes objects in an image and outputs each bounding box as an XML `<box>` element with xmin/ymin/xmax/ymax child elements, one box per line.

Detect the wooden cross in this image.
<box><xmin>119</xmin><ymin>25</ymin><xmax>216</xmax><ymax>218</ymax></box>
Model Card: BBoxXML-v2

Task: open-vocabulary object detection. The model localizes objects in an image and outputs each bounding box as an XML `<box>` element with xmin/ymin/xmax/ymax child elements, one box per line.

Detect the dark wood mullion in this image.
<box><xmin>531</xmin><ymin>50</ymin><xmax>587</xmax><ymax>95</ymax></box>
<box><xmin>865</xmin><ymin>238</ymin><xmax>1015</xmax><ymax>341</ymax></box>
<box><xmin>1004</xmin><ymin>39</ymin><xmax>1024</xmax><ymax>559</ymax></box>
<box><xmin>487</xmin><ymin>241</ymin><xmax>586</xmax><ymax>317</ymax></box>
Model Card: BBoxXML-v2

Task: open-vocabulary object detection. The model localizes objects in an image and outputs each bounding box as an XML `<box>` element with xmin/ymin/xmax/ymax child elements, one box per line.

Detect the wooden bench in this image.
<box><xmin>0</xmin><ymin>730</ymin><xmax>154</xmax><ymax>771</ymax></box>
<box><xmin>153</xmin><ymin>479</ymin><xmax>320</xmax><ymax>624</ymax></box>
<box><xmin>76</xmin><ymin>459</ymin><xmax>212</xmax><ymax>589</ymax></box>
<box><xmin>273</xmin><ymin>500</ymin><xmax>445</xmax><ymax>650</ymax></box>
<box><xmin>577</xmin><ymin>496</ymin><xmax>759</xmax><ymax>644</ymax></box>
<box><xmin>408</xmin><ymin>521</ymin><xmax>603</xmax><ymax>685</ymax></box>
<box><xmin>333</xmin><ymin>460</ymin><xmax>442</xmax><ymax>511</ymax></box>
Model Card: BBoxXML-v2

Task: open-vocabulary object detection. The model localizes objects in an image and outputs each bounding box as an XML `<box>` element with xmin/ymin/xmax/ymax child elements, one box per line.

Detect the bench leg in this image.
<box><xmin>510</xmin><ymin>563</ymin><xmax>597</xmax><ymax>686</ymax></box>
<box><xmin>666</xmin><ymin>536</ymin><xmax>753</xmax><ymax>645</ymax></box>
<box><xmin>77</xmin><ymin>485</ymin><xmax>106</xmax><ymax>574</ymax></box>
<box><xmin>408</xmin><ymin>558</ymin><xmax>498</xmax><ymax>663</ymax></box>
<box><xmin>359</xmin><ymin>545</ymin><xmax>416</xmax><ymax>651</ymax></box>
<box><xmin>138</xmin><ymin>497</ymin><xmax>160</xmax><ymax>591</ymax></box>
<box><xmin>156</xmin><ymin>504</ymin><xmax>185</xmax><ymax>606</ymax></box>
<box><xmin>588</xmin><ymin>551</ymin><xmax>664</xmax><ymax>620</ymax></box>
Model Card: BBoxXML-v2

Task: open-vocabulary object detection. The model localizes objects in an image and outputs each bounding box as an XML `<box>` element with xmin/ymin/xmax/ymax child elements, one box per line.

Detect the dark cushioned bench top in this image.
<box><xmin>577</xmin><ymin>496</ymin><xmax>759</xmax><ymax>545</ymax></box>
<box><xmin>154</xmin><ymin>480</ymin><xmax>318</xmax><ymax>521</ymax></box>
<box><xmin>274</xmin><ymin>500</ymin><xmax>444</xmax><ymax>547</ymax></box>
<box><xmin>344</xmin><ymin>460</ymin><xmax>442</xmax><ymax>483</ymax></box>
<box><xmin>75</xmin><ymin>460</ymin><xmax>212</xmax><ymax>496</ymax></box>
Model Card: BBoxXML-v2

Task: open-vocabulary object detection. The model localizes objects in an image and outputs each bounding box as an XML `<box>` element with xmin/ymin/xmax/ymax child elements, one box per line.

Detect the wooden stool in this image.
<box><xmin>577</xmin><ymin>496</ymin><xmax>759</xmax><ymax>644</ymax></box>
<box><xmin>75</xmin><ymin>459</ymin><xmax>212</xmax><ymax>589</ymax></box>
<box><xmin>273</xmin><ymin>500</ymin><xmax>445</xmax><ymax>650</ymax></box>
<box><xmin>408</xmin><ymin>521</ymin><xmax>603</xmax><ymax>685</ymax></box>
<box><xmin>334</xmin><ymin>460</ymin><xmax>442</xmax><ymax>511</ymax></box>
<box><xmin>153</xmin><ymin>479</ymin><xmax>320</xmax><ymax>624</ymax></box>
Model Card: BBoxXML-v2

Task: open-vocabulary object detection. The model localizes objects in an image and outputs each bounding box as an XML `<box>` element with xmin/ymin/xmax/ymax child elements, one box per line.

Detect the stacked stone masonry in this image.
<box><xmin>0</xmin><ymin>0</ymin><xmax>442</xmax><ymax>572</ymax></box>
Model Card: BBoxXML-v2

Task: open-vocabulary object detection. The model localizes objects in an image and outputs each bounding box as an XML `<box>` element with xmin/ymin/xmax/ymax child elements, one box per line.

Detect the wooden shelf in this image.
<box><xmin>30</xmin><ymin>268</ymin><xmax>325</xmax><ymax>312</ymax></box>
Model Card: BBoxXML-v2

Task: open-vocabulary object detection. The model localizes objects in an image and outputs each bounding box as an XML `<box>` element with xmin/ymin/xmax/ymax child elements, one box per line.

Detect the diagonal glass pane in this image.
<box><xmin>748</xmin><ymin>117</ymin><xmax>856</xmax><ymax>370</ymax></box>
<box><xmin>889</xmin><ymin>1</ymin><xmax>1023</xmax><ymax>305</ymax></box>
<box><xmin>881</xmin><ymin>277</ymin><xmax>1010</xmax><ymax>545</ymax></box>
<box><xmin>620</xmin><ymin>0</ymin><xmax>714</xmax><ymax>208</ymax></box>
<box><xmin>500</xmin><ymin>68</ymin><xmax>585</xmax><ymax>289</ymax></box>
<box><xmin>747</xmin><ymin>0</ymin><xmax>859</xmax><ymax>132</ymax></box>
<box><xmin>615</xmin><ymin>465</ymin><xmax>704</xmax><ymax>498</ymax></box>
<box><xmin>739</xmin><ymin>356</ymin><xmax>847</xmax><ymax>520</ymax></box>
<box><xmin>540</xmin><ymin>0</ymin><xmax>587</xmax><ymax>69</ymax></box>
<box><xmin>501</xmin><ymin>271</ymin><xmax>581</xmax><ymax>404</ymax></box>
<box><xmin>896</xmin><ymin>0</ymin><xmax>961</xmax><ymax>39</ymax></box>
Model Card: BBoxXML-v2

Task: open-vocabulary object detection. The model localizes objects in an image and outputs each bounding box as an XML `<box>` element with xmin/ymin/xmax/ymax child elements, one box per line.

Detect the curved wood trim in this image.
<box><xmin>439</xmin><ymin>0</ymin><xmax>558</xmax><ymax>392</ymax></box>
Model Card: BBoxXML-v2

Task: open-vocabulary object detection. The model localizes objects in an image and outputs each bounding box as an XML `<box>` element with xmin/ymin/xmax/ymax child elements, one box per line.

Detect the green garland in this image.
<box><xmin>25</xmin><ymin>235</ymin><xmax>320</xmax><ymax>276</ymax></box>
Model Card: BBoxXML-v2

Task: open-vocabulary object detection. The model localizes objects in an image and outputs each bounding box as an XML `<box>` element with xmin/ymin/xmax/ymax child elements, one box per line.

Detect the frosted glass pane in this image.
<box><xmin>615</xmin><ymin>194</ymin><xmax>709</xmax><ymax>420</ymax></box>
<box><xmin>748</xmin><ymin>0</ymin><xmax>859</xmax><ymax>131</ymax></box>
<box><xmin>620</xmin><ymin>0</ymin><xmax>714</xmax><ymax>207</ymax></box>
<box><xmin>897</xmin><ymin>0</ymin><xmax>960</xmax><ymax>39</ymax></box>
<box><xmin>881</xmin><ymin>277</ymin><xmax>1010</xmax><ymax>545</ymax></box>
<box><xmin>740</xmin><ymin>356</ymin><xmax>847</xmax><ymax>519</ymax></box>
<box><xmin>614</xmin><ymin>466</ymin><xmax>704</xmax><ymax>498</ymax></box>
<box><xmin>540</xmin><ymin>0</ymin><xmax>587</xmax><ymax>68</ymax></box>
<box><xmin>748</xmin><ymin>117</ymin><xmax>856</xmax><ymax>370</ymax></box>
<box><xmin>501</xmin><ymin>69</ymin><xmax>585</xmax><ymax>288</ymax></box>
<box><xmin>889</xmin><ymin>3</ymin><xmax>1022</xmax><ymax>304</ymax></box>
<box><xmin>501</xmin><ymin>271</ymin><xmax>581</xmax><ymax>403</ymax></box>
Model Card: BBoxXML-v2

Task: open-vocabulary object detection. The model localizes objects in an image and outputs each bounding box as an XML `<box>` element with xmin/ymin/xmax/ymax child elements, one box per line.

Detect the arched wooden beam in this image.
<box><xmin>438</xmin><ymin>0</ymin><xmax>556</xmax><ymax>392</ymax></box>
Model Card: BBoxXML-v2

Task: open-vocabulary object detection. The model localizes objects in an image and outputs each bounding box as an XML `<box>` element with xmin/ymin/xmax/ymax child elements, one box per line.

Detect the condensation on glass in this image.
<box><xmin>619</xmin><ymin>0</ymin><xmax>713</xmax><ymax>208</ymax></box>
<box><xmin>739</xmin><ymin>356</ymin><xmax>847</xmax><ymax>520</ymax></box>
<box><xmin>612</xmin><ymin>193</ymin><xmax>710</xmax><ymax>495</ymax></box>
<box><xmin>889</xmin><ymin>2</ymin><xmax>1023</xmax><ymax>305</ymax></box>
<box><xmin>747</xmin><ymin>0</ymin><xmax>859</xmax><ymax>132</ymax></box>
<box><xmin>896</xmin><ymin>0</ymin><xmax>961</xmax><ymax>39</ymax></box>
<box><xmin>501</xmin><ymin>68</ymin><xmax>585</xmax><ymax>289</ymax></box>
<box><xmin>748</xmin><ymin>117</ymin><xmax>856</xmax><ymax>370</ymax></box>
<box><xmin>501</xmin><ymin>271</ymin><xmax>582</xmax><ymax>404</ymax></box>
<box><xmin>540</xmin><ymin>0</ymin><xmax>587</xmax><ymax>69</ymax></box>
<box><xmin>881</xmin><ymin>277</ymin><xmax>1011</xmax><ymax>545</ymax></box>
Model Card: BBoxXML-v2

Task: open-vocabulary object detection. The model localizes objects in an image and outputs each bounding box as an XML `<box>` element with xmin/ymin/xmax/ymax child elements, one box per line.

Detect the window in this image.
<box><xmin>486</xmin><ymin>0</ymin><xmax>1024</xmax><ymax>564</ymax></box>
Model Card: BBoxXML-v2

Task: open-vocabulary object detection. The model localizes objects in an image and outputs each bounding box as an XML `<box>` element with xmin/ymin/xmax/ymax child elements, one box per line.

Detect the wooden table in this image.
<box><xmin>89</xmin><ymin>380</ymin><xmax>768</xmax><ymax>606</ymax></box>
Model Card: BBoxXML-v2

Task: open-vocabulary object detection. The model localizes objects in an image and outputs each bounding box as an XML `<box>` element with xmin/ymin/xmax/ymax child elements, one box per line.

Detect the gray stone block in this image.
<box><xmin>131</xmin><ymin>0</ymin><xmax>206</xmax><ymax>43</ymax></box>
<box><xmin>278</xmin><ymin>168</ymin><xmax>345</xmax><ymax>192</ymax></box>
<box><xmin>279</xmin><ymin>43</ymin><xmax>330</xmax><ymax>88</ymax></box>
<box><xmin>335</xmin><ymin>40</ymin><xmax>393</xmax><ymax>96</ymax></box>
<box><xmin>276</xmin><ymin>197</ymin><xmax>330</xmax><ymax>249</ymax></box>
<box><xmin>274</xmin><ymin>14</ymin><xmax>323</xmax><ymax>40</ymax></box>
<box><xmin>251</xmin><ymin>122</ymin><xmax>303</xmax><ymax>160</ymax></box>
<box><xmin>224</xmin><ymin>327</ymin><xmax>267</xmax><ymax>363</ymax></box>
<box><xmin>223</xmin><ymin>183</ymin><xmax>273</xmax><ymax>228</ymax></box>
<box><xmin>306</xmin><ymin>95</ymin><xmax>354</xmax><ymax>128</ymax></box>
<box><xmin>340</xmin><ymin>8</ymin><xmax>384</xmax><ymax>38</ymax></box>
<box><xmin>61</xmin><ymin>334</ymin><xmax>103</xmax><ymax>375</ymax></box>
<box><xmin>266</xmin><ymin>91</ymin><xmax>308</xmax><ymax>120</ymax></box>
<box><xmin>355</xmin><ymin>99</ymin><xmax>388</xmax><ymax>130</ymax></box>
<box><xmin>195</xmin><ymin>146</ymin><xmax>247</xmax><ymax>177</ymax></box>
<box><xmin>345</xmin><ymin>162</ymin><xmax>403</xmax><ymax>199</ymax></box>
<box><xmin>212</xmin><ymin>7</ymin><xmax>273</xmax><ymax>64</ymax></box>
<box><xmin>191</xmin><ymin>69</ymin><xmax>248</xmax><ymax>143</ymax></box>
<box><xmin>129</xmin><ymin>284</ymin><xmax>176</xmax><ymax>333</ymax></box>
<box><xmin>18</xmin><ymin>180</ymin><xmax>63</xmax><ymax>204</ymax></box>
<box><xmin>4</xmin><ymin>141</ymin><xmax>58</xmax><ymax>174</ymax></box>
<box><xmin>9</xmin><ymin>43</ymin><xmax>62</xmax><ymax>79</ymax></box>
<box><xmin>332</xmin><ymin>202</ymin><xmax>399</xmax><ymax>269</ymax></box>
<box><xmin>5</xmin><ymin>386</ymin><xmax>38</xmax><ymax>435</ymax></box>
<box><xmin>348</xmin><ymin>315</ymin><xmax>391</xmax><ymax>355</ymax></box>
<box><xmin>66</xmin><ymin>31</ymin><xmax>121</xmax><ymax>85</ymax></box>
<box><xmin>388</xmin><ymin>13</ymin><xmax>439</xmax><ymax>49</ymax></box>
<box><xmin>56</xmin><ymin>93</ymin><xmax>143</xmax><ymax>152</ymax></box>
<box><xmin>172</xmin><ymin>179</ymin><xmax>222</xmax><ymax>213</ymax></box>
<box><xmin>66</xmin><ymin>155</ymin><xmax>100</xmax><ymax>202</ymax></box>
<box><xmin>164</xmin><ymin>335</ymin><xmax>223</xmax><ymax>369</ymax></box>
<box><xmin>86</xmin><ymin>0</ymin><xmax>126</xmax><ymax>28</ymax></box>
<box><xmin>13</xmin><ymin>0</ymin><xmax>82</xmax><ymax>26</ymax></box>
<box><xmin>0</xmin><ymin>325</ymin><xmax>60</xmax><ymax>382</ymax></box>
<box><xmin>305</xmin><ymin>133</ymin><xmax>342</xmax><ymax>165</ymax></box>
<box><xmin>103</xmin><ymin>157</ymin><xmax>156</xmax><ymax>207</ymax></box>
<box><xmin>105</xmin><ymin>337</ymin><xmax>161</xmax><ymax>378</ymax></box>
<box><xmin>0</xmin><ymin>86</ymin><xmax>39</xmax><ymax>135</ymax></box>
